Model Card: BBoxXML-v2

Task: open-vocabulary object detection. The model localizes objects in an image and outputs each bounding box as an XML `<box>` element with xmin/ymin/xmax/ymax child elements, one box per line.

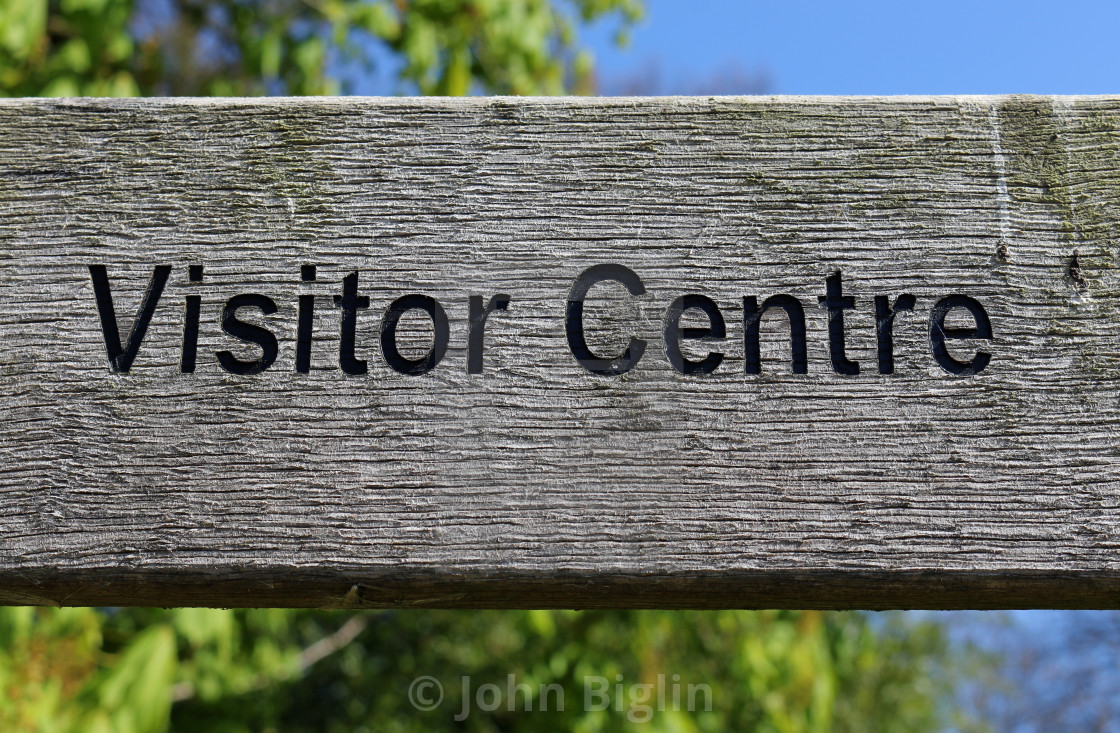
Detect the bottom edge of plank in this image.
<box><xmin>1</xmin><ymin>567</ymin><xmax>1118</xmax><ymax>610</ymax></box>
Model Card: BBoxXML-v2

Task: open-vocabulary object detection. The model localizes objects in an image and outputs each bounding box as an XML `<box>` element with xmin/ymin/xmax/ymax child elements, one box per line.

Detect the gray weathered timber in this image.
<box><xmin>1</xmin><ymin>95</ymin><xmax>1119</xmax><ymax>609</ymax></box>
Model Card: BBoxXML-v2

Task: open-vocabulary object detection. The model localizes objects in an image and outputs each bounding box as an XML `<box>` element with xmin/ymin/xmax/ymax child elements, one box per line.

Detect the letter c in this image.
<box><xmin>565</xmin><ymin>264</ymin><xmax>647</xmax><ymax>375</ymax></box>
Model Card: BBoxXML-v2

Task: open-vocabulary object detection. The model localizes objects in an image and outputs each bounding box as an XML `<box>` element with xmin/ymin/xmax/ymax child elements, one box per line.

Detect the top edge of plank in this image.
<box><xmin>0</xmin><ymin>93</ymin><xmax>1116</xmax><ymax>109</ymax></box>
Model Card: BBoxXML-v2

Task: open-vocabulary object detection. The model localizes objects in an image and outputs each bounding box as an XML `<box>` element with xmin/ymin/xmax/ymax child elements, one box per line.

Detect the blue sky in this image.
<box><xmin>584</xmin><ymin>0</ymin><xmax>1120</xmax><ymax>95</ymax></box>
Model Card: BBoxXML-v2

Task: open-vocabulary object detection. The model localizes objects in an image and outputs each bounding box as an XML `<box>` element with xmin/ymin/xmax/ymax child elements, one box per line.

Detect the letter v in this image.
<box><xmin>88</xmin><ymin>265</ymin><xmax>172</xmax><ymax>373</ymax></box>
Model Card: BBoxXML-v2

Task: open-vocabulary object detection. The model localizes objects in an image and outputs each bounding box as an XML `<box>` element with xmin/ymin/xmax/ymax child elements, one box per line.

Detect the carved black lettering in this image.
<box><xmin>180</xmin><ymin>265</ymin><xmax>203</xmax><ymax>374</ymax></box>
<box><xmin>566</xmin><ymin>264</ymin><xmax>647</xmax><ymax>376</ymax></box>
<box><xmin>929</xmin><ymin>295</ymin><xmax>993</xmax><ymax>376</ymax></box>
<box><xmin>874</xmin><ymin>294</ymin><xmax>916</xmax><ymax>375</ymax></box>
<box><xmin>663</xmin><ymin>294</ymin><xmax>725</xmax><ymax>375</ymax></box>
<box><xmin>467</xmin><ymin>294</ymin><xmax>511</xmax><ymax>374</ymax></box>
<box><xmin>743</xmin><ymin>295</ymin><xmax>808</xmax><ymax>374</ymax></box>
<box><xmin>216</xmin><ymin>294</ymin><xmax>279</xmax><ymax>375</ymax></box>
<box><xmin>88</xmin><ymin>264</ymin><xmax>171</xmax><ymax>374</ymax></box>
<box><xmin>333</xmin><ymin>271</ymin><xmax>370</xmax><ymax>376</ymax></box>
<box><xmin>380</xmin><ymin>294</ymin><xmax>449</xmax><ymax>376</ymax></box>
<box><xmin>296</xmin><ymin>264</ymin><xmax>316</xmax><ymax>374</ymax></box>
<box><xmin>818</xmin><ymin>271</ymin><xmax>859</xmax><ymax>375</ymax></box>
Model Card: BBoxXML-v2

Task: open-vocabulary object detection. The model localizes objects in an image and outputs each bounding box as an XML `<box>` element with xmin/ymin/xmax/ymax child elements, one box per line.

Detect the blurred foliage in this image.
<box><xmin>0</xmin><ymin>606</ymin><xmax>988</xmax><ymax>732</ymax></box>
<box><xmin>0</xmin><ymin>0</ymin><xmax>643</xmax><ymax>96</ymax></box>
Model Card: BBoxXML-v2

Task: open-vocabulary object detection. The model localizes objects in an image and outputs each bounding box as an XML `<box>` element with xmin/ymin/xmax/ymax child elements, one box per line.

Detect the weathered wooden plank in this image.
<box><xmin>1</xmin><ymin>95</ymin><xmax>1119</xmax><ymax>609</ymax></box>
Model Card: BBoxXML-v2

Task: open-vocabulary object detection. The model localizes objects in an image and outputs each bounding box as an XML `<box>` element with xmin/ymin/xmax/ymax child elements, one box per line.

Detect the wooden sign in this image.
<box><xmin>1</xmin><ymin>95</ymin><xmax>1118</xmax><ymax>609</ymax></box>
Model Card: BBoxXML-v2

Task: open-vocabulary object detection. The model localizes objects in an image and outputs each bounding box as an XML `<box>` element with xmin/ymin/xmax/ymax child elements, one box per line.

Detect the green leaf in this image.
<box><xmin>0</xmin><ymin>0</ymin><xmax>47</xmax><ymax>59</ymax></box>
<box><xmin>60</xmin><ymin>0</ymin><xmax>111</xmax><ymax>12</ymax></box>
<box><xmin>87</xmin><ymin>625</ymin><xmax>176</xmax><ymax>733</ymax></box>
<box><xmin>40</xmin><ymin>76</ymin><xmax>81</xmax><ymax>96</ymax></box>
<box><xmin>292</xmin><ymin>36</ymin><xmax>326</xmax><ymax>86</ymax></box>
<box><xmin>56</xmin><ymin>38</ymin><xmax>91</xmax><ymax>74</ymax></box>
<box><xmin>354</xmin><ymin>1</ymin><xmax>400</xmax><ymax>39</ymax></box>
<box><xmin>260</xmin><ymin>31</ymin><xmax>283</xmax><ymax>78</ymax></box>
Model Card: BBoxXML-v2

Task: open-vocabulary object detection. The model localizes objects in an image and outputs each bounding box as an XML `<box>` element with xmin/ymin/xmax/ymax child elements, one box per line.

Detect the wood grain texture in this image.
<box><xmin>1</xmin><ymin>95</ymin><xmax>1119</xmax><ymax>609</ymax></box>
